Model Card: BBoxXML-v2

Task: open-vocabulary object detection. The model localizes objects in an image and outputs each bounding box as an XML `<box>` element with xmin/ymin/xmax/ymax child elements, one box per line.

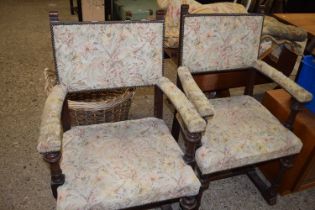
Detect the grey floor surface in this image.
<box><xmin>0</xmin><ymin>0</ymin><xmax>314</xmax><ymax>210</ymax></box>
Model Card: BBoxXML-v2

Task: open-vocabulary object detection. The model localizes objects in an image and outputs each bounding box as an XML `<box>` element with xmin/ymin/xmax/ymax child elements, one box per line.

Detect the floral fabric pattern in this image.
<box><xmin>159</xmin><ymin>0</ymin><xmax>306</xmax><ymax>55</ymax></box>
<box><xmin>37</xmin><ymin>85</ymin><xmax>67</xmax><ymax>153</ymax></box>
<box><xmin>57</xmin><ymin>118</ymin><xmax>201</xmax><ymax>210</ymax></box>
<box><xmin>157</xmin><ymin>77</ymin><xmax>206</xmax><ymax>133</ymax></box>
<box><xmin>52</xmin><ymin>22</ymin><xmax>163</xmax><ymax>92</ymax></box>
<box><xmin>182</xmin><ymin>15</ymin><xmax>263</xmax><ymax>73</ymax></box>
<box><xmin>157</xmin><ymin>0</ymin><xmax>246</xmax><ymax>48</ymax></box>
<box><xmin>263</xmin><ymin>16</ymin><xmax>307</xmax><ymax>43</ymax></box>
<box><xmin>254</xmin><ymin>60</ymin><xmax>312</xmax><ymax>103</ymax></box>
<box><xmin>177</xmin><ymin>66</ymin><xmax>214</xmax><ymax>117</ymax></box>
<box><xmin>195</xmin><ymin>96</ymin><xmax>303</xmax><ymax>175</ymax></box>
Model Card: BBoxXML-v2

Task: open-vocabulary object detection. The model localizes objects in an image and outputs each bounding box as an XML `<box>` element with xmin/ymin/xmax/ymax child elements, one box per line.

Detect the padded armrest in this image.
<box><xmin>37</xmin><ymin>85</ymin><xmax>68</xmax><ymax>153</ymax></box>
<box><xmin>178</xmin><ymin>66</ymin><xmax>214</xmax><ymax>118</ymax></box>
<box><xmin>157</xmin><ymin>77</ymin><xmax>206</xmax><ymax>133</ymax></box>
<box><xmin>253</xmin><ymin>60</ymin><xmax>312</xmax><ymax>103</ymax></box>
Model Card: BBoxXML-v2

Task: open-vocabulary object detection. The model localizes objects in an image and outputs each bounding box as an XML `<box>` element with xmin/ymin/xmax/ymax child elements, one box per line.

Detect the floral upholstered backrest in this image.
<box><xmin>181</xmin><ymin>14</ymin><xmax>263</xmax><ymax>73</ymax></box>
<box><xmin>51</xmin><ymin>21</ymin><xmax>164</xmax><ymax>92</ymax></box>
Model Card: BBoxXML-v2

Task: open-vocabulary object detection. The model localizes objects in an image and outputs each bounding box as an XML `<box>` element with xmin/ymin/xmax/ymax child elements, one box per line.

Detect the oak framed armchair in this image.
<box><xmin>37</xmin><ymin>17</ymin><xmax>206</xmax><ymax>210</ymax></box>
<box><xmin>172</xmin><ymin>4</ymin><xmax>313</xmax><ymax>206</ymax></box>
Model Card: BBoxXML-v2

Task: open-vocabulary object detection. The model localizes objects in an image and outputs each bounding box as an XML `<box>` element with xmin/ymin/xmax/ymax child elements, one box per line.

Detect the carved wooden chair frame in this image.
<box><xmin>172</xmin><ymin>4</ymin><xmax>306</xmax><ymax>206</ymax></box>
<box><xmin>156</xmin><ymin>5</ymin><xmax>299</xmax><ymax>98</ymax></box>
<box><xmin>40</xmin><ymin>12</ymin><xmax>204</xmax><ymax>210</ymax></box>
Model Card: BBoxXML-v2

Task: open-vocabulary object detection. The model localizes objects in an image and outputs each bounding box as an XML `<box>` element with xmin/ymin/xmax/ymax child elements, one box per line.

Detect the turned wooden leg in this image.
<box><xmin>182</xmin><ymin>132</ymin><xmax>201</xmax><ymax>167</ymax></box>
<box><xmin>180</xmin><ymin>196</ymin><xmax>198</xmax><ymax>210</ymax></box>
<box><xmin>43</xmin><ymin>152</ymin><xmax>65</xmax><ymax>199</ymax></box>
<box><xmin>196</xmin><ymin>171</ymin><xmax>210</xmax><ymax>208</ymax></box>
<box><xmin>248</xmin><ymin>156</ymin><xmax>294</xmax><ymax>205</ymax></box>
<box><xmin>265</xmin><ymin>156</ymin><xmax>294</xmax><ymax>205</ymax></box>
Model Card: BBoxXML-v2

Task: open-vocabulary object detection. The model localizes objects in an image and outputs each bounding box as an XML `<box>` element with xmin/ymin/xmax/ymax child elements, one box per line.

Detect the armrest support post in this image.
<box><xmin>284</xmin><ymin>99</ymin><xmax>303</xmax><ymax>131</ymax></box>
<box><xmin>61</xmin><ymin>99</ymin><xmax>71</xmax><ymax>132</ymax></box>
<box><xmin>244</xmin><ymin>68</ymin><xmax>256</xmax><ymax>96</ymax></box>
<box><xmin>154</xmin><ymin>86</ymin><xmax>163</xmax><ymax>119</ymax></box>
<box><xmin>43</xmin><ymin>152</ymin><xmax>65</xmax><ymax>199</ymax></box>
<box><xmin>182</xmin><ymin>130</ymin><xmax>201</xmax><ymax>167</ymax></box>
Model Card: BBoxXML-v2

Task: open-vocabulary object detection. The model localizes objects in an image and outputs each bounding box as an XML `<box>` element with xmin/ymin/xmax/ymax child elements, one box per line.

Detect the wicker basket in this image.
<box><xmin>44</xmin><ymin>68</ymin><xmax>135</xmax><ymax>126</ymax></box>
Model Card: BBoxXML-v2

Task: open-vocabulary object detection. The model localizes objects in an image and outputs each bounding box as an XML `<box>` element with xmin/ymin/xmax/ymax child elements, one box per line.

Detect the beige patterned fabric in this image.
<box><xmin>177</xmin><ymin>66</ymin><xmax>214</xmax><ymax>118</ymax></box>
<box><xmin>253</xmin><ymin>60</ymin><xmax>312</xmax><ymax>103</ymax></box>
<box><xmin>157</xmin><ymin>77</ymin><xmax>206</xmax><ymax>133</ymax></box>
<box><xmin>263</xmin><ymin>16</ymin><xmax>307</xmax><ymax>43</ymax></box>
<box><xmin>157</xmin><ymin>0</ymin><xmax>246</xmax><ymax>48</ymax></box>
<box><xmin>260</xmin><ymin>35</ymin><xmax>306</xmax><ymax>56</ymax></box>
<box><xmin>261</xmin><ymin>16</ymin><xmax>307</xmax><ymax>56</ymax></box>
<box><xmin>182</xmin><ymin>15</ymin><xmax>263</xmax><ymax>73</ymax></box>
<box><xmin>52</xmin><ymin>22</ymin><xmax>163</xmax><ymax>92</ymax></box>
<box><xmin>57</xmin><ymin>118</ymin><xmax>201</xmax><ymax>210</ymax></box>
<box><xmin>37</xmin><ymin>85</ymin><xmax>67</xmax><ymax>153</ymax></box>
<box><xmin>158</xmin><ymin>1</ymin><xmax>306</xmax><ymax>56</ymax></box>
<box><xmin>196</xmin><ymin>96</ymin><xmax>303</xmax><ymax>175</ymax></box>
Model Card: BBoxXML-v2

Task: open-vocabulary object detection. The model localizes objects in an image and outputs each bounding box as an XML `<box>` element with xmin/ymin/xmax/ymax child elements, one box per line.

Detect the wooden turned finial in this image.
<box><xmin>49</xmin><ymin>11</ymin><xmax>59</xmax><ymax>22</ymax></box>
<box><xmin>181</xmin><ymin>4</ymin><xmax>189</xmax><ymax>16</ymax></box>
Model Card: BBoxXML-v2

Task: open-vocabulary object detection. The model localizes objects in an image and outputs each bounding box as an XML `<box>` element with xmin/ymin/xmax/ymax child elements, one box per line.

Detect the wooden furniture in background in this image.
<box><xmin>80</xmin><ymin>0</ymin><xmax>105</xmax><ymax>21</ymax></box>
<box><xmin>260</xmin><ymin>89</ymin><xmax>315</xmax><ymax>194</ymax></box>
<box><xmin>71</xmin><ymin>0</ymin><xmax>113</xmax><ymax>21</ymax></box>
<box><xmin>273</xmin><ymin>13</ymin><xmax>315</xmax><ymax>76</ymax></box>
<box><xmin>273</xmin><ymin>13</ymin><xmax>315</xmax><ymax>37</ymax></box>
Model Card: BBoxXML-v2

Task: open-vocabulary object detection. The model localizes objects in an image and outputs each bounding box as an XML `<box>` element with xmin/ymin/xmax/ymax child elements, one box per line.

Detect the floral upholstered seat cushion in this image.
<box><xmin>195</xmin><ymin>96</ymin><xmax>303</xmax><ymax>175</ymax></box>
<box><xmin>57</xmin><ymin>117</ymin><xmax>201</xmax><ymax>210</ymax></box>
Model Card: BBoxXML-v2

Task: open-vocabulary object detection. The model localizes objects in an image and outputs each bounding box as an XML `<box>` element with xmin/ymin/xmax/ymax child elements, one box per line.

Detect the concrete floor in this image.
<box><xmin>0</xmin><ymin>0</ymin><xmax>314</xmax><ymax>209</ymax></box>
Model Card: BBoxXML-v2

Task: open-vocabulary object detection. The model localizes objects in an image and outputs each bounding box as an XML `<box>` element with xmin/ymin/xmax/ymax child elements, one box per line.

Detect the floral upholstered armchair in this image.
<box><xmin>37</xmin><ymin>20</ymin><xmax>206</xmax><ymax>210</ymax></box>
<box><xmin>157</xmin><ymin>0</ymin><xmax>307</xmax><ymax>60</ymax></box>
<box><xmin>172</xmin><ymin>6</ymin><xmax>313</xmax><ymax>206</ymax></box>
<box><xmin>157</xmin><ymin>0</ymin><xmax>246</xmax><ymax>48</ymax></box>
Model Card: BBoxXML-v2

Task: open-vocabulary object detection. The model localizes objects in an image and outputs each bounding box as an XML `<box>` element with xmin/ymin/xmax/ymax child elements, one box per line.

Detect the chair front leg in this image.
<box><xmin>247</xmin><ymin>155</ymin><xmax>294</xmax><ymax>205</ymax></box>
<box><xmin>180</xmin><ymin>196</ymin><xmax>198</xmax><ymax>210</ymax></box>
<box><xmin>265</xmin><ymin>156</ymin><xmax>294</xmax><ymax>205</ymax></box>
<box><xmin>196</xmin><ymin>170</ymin><xmax>210</xmax><ymax>208</ymax></box>
<box><xmin>43</xmin><ymin>152</ymin><xmax>65</xmax><ymax>199</ymax></box>
<box><xmin>181</xmin><ymin>129</ymin><xmax>202</xmax><ymax>209</ymax></box>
